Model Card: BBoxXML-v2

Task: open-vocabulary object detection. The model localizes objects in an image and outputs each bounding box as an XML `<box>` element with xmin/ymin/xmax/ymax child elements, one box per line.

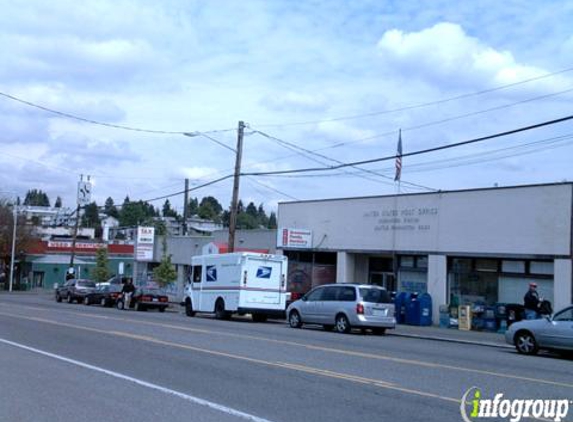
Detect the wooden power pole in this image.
<box><xmin>228</xmin><ymin>121</ymin><xmax>245</xmax><ymax>253</ymax></box>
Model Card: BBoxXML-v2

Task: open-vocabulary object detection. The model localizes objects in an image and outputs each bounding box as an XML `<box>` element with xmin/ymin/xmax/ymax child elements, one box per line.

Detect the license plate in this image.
<box><xmin>152</xmin><ymin>298</ymin><xmax>158</xmax><ymax>302</ymax></box>
<box><xmin>372</xmin><ymin>309</ymin><xmax>387</xmax><ymax>316</ymax></box>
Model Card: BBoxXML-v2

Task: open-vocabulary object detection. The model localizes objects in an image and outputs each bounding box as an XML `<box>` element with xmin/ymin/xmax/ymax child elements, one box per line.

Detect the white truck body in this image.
<box><xmin>183</xmin><ymin>252</ymin><xmax>288</xmax><ymax>320</ymax></box>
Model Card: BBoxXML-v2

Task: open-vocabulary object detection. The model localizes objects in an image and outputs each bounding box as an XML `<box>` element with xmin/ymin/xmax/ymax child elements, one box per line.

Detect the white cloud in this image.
<box><xmin>376</xmin><ymin>22</ymin><xmax>571</xmax><ymax>91</ymax></box>
<box><xmin>261</xmin><ymin>92</ymin><xmax>329</xmax><ymax>113</ymax></box>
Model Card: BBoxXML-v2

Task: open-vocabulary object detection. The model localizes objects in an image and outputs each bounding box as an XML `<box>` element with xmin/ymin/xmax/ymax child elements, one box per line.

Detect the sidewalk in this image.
<box><xmin>390</xmin><ymin>324</ymin><xmax>511</xmax><ymax>349</ymax></box>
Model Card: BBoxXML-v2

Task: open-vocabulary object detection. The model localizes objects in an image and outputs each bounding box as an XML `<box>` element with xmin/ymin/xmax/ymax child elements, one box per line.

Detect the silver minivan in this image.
<box><xmin>286</xmin><ymin>283</ymin><xmax>396</xmax><ymax>334</ymax></box>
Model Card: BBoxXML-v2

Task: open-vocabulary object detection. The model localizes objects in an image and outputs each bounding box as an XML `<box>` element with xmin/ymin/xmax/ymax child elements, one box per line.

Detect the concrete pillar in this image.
<box><xmin>554</xmin><ymin>259</ymin><xmax>572</xmax><ymax>312</ymax></box>
<box><xmin>336</xmin><ymin>252</ymin><xmax>355</xmax><ymax>284</ymax></box>
<box><xmin>176</xmin><ymin>264</ymin><xmax>186</xmax><ymax>302</ymax></box>
<box><xmin>427</xmin><ymin>255</ymin><xmax>447</xmax><ymax>325</ymax></box>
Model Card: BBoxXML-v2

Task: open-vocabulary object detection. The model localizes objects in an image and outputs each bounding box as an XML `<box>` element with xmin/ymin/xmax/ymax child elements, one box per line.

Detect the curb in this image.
<box><xmin>390</xmin><ymin>331</ymin><xmax>512</xmax><ymax>349</ymax></box>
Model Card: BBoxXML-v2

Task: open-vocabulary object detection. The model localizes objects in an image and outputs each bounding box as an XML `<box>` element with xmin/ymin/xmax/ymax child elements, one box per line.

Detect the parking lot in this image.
<box><xmin>0</xmin><ymin>292</ymin><xmax>571</xmax><ymax>422</ymax></box>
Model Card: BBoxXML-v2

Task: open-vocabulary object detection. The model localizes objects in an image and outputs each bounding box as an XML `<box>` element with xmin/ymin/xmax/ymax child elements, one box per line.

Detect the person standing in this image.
<box><xmin>121</xmin><ymin>278</ymin><xmax>135</xmax><ymax>309</ymax></box>
<box><xmin>523</xmin><ymin>282</ymin><xmax>540</xmax><ymax>320</ymax></box>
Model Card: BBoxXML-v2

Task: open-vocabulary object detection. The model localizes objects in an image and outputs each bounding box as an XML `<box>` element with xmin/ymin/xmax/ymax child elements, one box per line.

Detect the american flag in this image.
<box><xmin>394</xmin><ymin>129</ymin><xmax>402</xmax><ymax>182</ymax></box>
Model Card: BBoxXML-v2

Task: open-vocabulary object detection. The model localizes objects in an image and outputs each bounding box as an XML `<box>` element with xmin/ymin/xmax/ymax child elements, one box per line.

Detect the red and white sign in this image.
<box><xmin>277</xmin><ymin>228</ymin><xmax>313</xmax><ymax>249</ymax></box>
<box><xmin>135</xmin><ymin>226</ymin><xmax>155</xmax><ymax>261</ymax></box>
<box><xmin>47</xmin><ymin>241</ymin><xmax>105</xmax><ymax>251</ymax></box>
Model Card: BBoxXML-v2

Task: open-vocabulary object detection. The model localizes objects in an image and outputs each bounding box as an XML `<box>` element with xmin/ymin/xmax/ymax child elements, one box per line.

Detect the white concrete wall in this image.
<box><xmin>336</xmin><ymin>252</ymin><xmax>355</xmax><ymax>284</ymax></box>
<box><xmin>354</xmin><ymin>254</ymin><xmax>369</xmax><ymax>284</ymax></box>
<box><xmin>427</xmin><ymin>255</ymin><xmax>448</xmax><ymax>325</ymax></box>
<box><xmin>554</xmin><ymin>259</ymin><xmax>572</xmax><ymax>311</ymax></box>
<box><xmin>278</xmin><ymin>184</ymin><xmax>572</xmax><ymax>257</ymax></box>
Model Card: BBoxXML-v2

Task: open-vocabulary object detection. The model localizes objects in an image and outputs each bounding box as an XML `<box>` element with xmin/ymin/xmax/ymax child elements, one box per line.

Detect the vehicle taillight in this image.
<box><xmin>291</xmin><ymin>292</ymin><xmax>301</xmax><ymax>301</ymax></box>
<box><xmin>160</xmin><ymin>297</ymin><xmax>168</xmax><ymax>302</ymax></box>
<box><xmin>356</xmin><ymin>303</ymin><xmax>364</xmax><ymax>315</ymax></box>
<box><xmin>141</xmin><ymin>295</ymin><xmax>152</xmax><ymax>301</ymax></box>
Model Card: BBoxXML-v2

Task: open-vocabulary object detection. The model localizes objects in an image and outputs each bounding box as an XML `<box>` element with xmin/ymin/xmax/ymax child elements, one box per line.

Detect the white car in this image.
<box><xmin>505</xmin><ymin>305</ymin><xmax>573</xmax><ymax>355</ymax></box>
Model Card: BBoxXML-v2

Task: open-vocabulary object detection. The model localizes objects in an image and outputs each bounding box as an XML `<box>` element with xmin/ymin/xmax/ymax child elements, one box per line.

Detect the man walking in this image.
<box><xmin>523</xmin><ymin>282</ymin><xmax>540</xmax><ymax>320</ymax></box>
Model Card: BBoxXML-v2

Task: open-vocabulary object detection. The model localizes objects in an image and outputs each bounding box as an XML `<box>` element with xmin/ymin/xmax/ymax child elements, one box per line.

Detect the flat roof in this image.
<box><xmin>278</xmin><ymin>181</ymin><xmax>573</xmax><ymax>206</ymax></box>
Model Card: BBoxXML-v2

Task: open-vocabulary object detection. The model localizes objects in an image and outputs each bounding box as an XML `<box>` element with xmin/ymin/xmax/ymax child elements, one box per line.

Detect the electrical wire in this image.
<box><xmin>0</xmin><ymin>90</ymin><xmax>235</xmax><ymax>135</ymax></box>
<box><xmin>254</xmin><ymin>66</ymin><xmax>573</xmax><ymax>127</ymax></box>
<box><xmin>242</xmin><ymin>113</ymin><xmax>573</xmax><ymax>177</ymax></box>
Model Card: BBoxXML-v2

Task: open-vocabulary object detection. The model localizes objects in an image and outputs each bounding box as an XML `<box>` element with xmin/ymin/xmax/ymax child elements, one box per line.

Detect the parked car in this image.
<box><xmin>97</xmin><ymin>275</ymin><xmax>130</xmax><ymax>288</ymax></box>
<box><xmin>286</xmin><ymin>283</ymin><xmax>396</xmax><ymax>334</ymax></box>
<box><xmin>55</xmin><ymin>279</ymin><xmax>97</xmax><ymax>304</ymax></box>
<box><xmin>505</xmin><ymin>305</ymin><xmax>573</xmax><ymax>355</ymax></box>
<box><xmin>83</xmin><ymin>284</ymin><xmax>123</xmax><ymax>307</ymax></box>
<box><xmin>116</xmin><ymin>287</ymin><xmax>169</xmax><ymax>312</ymax></box>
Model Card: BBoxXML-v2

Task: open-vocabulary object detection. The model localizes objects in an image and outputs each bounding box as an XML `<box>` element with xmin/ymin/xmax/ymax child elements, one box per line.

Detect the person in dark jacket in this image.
<box><xmin>121</xmin><ymin>278</ymin><xmax>136</xmax><ymax>309</ymax></box>
<box><xmin>523</xmin><ymin>282</ymin><xmax>540</xmax><ymax>319</ymax></box>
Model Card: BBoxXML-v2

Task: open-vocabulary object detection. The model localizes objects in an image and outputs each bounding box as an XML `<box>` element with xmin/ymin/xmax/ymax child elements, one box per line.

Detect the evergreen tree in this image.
<box><xmin>81</xmin><ymin>202</ymin><xmax>100</xmax><ymax>228</ymax></box>
<box><xmin>92</xmin><ymin>247</ymin><xmax>110</xmax><ymax>283</ymax></box>
<box><xmin>268</xmin><ymin>212</ymin><xmax>277</xmax><ymax>229</ymax></box>
<box><xmin>104</xmin><ymin>197</ymin><xmax>119</xmax><ymax>219</ymax></box>
<box><xmin>246</xmin><ymin>202</ymin><xmax>258</xmax><ymax>218</ymax></box>
<box><xmin>54</xmin><ymin>197</ymin><xmax>63</xmax><ymax>208</ymax></box>
<box><xmin>187</xmin><ymin>197</ymin><xmax>199</xmax><ymax>216</ymax></box>
<box><xmin>153</xmin><ymin>237</ymin><xmax>177</xmax><ymax>287</ymax></box>
<box><xmin>23</xmin><ymin>189</ymin><xmax>50</xmax><ymax>207</ymax></box>
<box><xmin>162</xmin><ymin>199</ymin><xmax>178</xmax><ymax>218</ymax></box>
<box><xmin>198</xmin><ymin>196</ymin><xmax>223</xmax><ymax>222</ymax></box>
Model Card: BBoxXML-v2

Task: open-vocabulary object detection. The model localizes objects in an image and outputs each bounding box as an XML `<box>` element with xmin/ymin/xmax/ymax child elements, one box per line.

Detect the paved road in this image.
<box><xmin>0</xmin><ymin>294</ymin><xmax>571</xmax><ymax>422</ymax></box>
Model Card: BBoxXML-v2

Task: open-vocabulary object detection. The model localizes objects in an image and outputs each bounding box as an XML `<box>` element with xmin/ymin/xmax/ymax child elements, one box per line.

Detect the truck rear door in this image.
<box><xmin>243</xmin><ymin>257</ymin><xmax>283</xmax><ymax>306</ymax></box>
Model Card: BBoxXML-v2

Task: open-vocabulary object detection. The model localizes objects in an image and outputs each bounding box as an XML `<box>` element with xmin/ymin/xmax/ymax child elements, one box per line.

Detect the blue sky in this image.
<box><xmin>1</xmin><ymin>0</ymin><xmax>572</xmax><ymax>212</ymax></box>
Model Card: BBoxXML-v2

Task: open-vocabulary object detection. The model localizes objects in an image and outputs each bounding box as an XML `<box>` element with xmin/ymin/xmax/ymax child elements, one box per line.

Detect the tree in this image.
<box><xmin>92</xmin><ymin>247</ymin><xmax>110</xmax><ymax>284</ymax></box>
<box><xmin>187</xmin><ymin>197</ymin><xmax>199</xmax><ymax>216</ymax></box>
<box><xmin>257</xmin><ymin>204</ymin><xmax>269</xmax><ymax>228</ymax></box>
<box><xmin>268</xmin><ymin>212</ymin><xmax>277</xmax><ymax>229</ymax></box>
<box><xmin>246</xmin><ymin>202</ymin><xmax>258</xmax><ymax>218</ymax></box>
<box><xmin>54</xmin><ymin>197</ymin><xmax>62</xmax><ymax>208</ymax></box>
<box><xmin>23</xmin><ymin>189</ymin><xmax>50</xmax><ymax>207</ymax></box>
<box><xmin>104</xmin><ymin>197</ymin><xmax>119</xmax><ymax>219</ymax></box>
<box><xmin>198</xmin><ymin>196</ymin><xmax>223</xmax><ymax>222</ymax></box>
<box><xmin>162</xmin><ymin>199</ymin><xmax>178</xmax><ymax>218</ymax></box>
<box><xmin>0</xmin><ymin>200</ymin><xmax>36</xmax><ymax>289</ymax></box>
<box><xmin>81</xmin><ymin>202</ymin><xmax>100</xmax><ymax>229</ymax></box>
<box><xmin>119</xmin><ymin>199</ymin><xmax>156</xmax><ymax>227</ymax></box>
<box><xmin>153</xmin><ymin>237</ymin><xmax>177</xmax><ymax>287</ymax></box>
<box><xmin>237</xmin><ymin>213</ymin><xmax>258</xmax><ymax>229</ymax></box>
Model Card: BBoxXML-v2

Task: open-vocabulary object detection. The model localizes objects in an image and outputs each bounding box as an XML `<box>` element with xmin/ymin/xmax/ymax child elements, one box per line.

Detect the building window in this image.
<box><xmin>530</xmin><ymin>261</ymin><xmax>553</xmax><ymax>275</ymax></box>
<box><xmin>475</xmin><ymin>259</ymin><xmax>498</xmax><ymax>272</ymax></box>
<box><xmin>502</xmin><ymin>260</ymin><xmax>525</xmax><ymax>273</ymax></box>
<box><xmin>400</xmin><ymin>256</ymin><xmax>415</xmax><ymax>268</ymax></box>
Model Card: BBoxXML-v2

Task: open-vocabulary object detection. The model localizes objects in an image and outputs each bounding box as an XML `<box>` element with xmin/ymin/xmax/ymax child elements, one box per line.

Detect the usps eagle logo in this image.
<box><xmin>206</xmin><ymin>266</ymin><xmax>217</xmax><ymax>282</ymax></box>
<box><xmin>256</xmin><ymin>266</ymin><xmax>272</xmax><ymax>279</ymax></box>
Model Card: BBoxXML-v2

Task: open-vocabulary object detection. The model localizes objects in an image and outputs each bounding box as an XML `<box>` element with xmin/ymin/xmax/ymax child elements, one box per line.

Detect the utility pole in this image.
<box><xmin>183</xmin><ymin>178</ymin><xmax>189</xmax><ymax>236</ymax></box>
<box><xmin>228</xmin><ymin>121</ymin><xmax>245</xmax><ymax>253</ymax></box>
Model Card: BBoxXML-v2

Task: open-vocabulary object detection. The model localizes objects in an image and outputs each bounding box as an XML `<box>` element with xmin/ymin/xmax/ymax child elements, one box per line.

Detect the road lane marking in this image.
<box><xmin>0</xmin><ymin>312</ymin><xmax>461</xmax><ymax>404</ymax></box>
<box><xmin>3</xmin><ymin>304</ymin><xmax>572</xmax><ymax>390</ymax></box>
<box><xmin>0</xmin><ymin>337</ymin><xmax>275</xmax><ymax>422</ymax></box>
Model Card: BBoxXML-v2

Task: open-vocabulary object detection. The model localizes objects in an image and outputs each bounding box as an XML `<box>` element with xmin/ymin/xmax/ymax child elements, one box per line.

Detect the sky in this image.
<box><xmin>1</xmin><ymin>0</ymin><xmax>573</xmax><ymax>215</ymax></box>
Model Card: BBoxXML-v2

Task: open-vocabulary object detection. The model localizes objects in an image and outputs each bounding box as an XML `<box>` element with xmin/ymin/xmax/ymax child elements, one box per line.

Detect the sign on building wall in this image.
<box><xmin>277</xmin><ymin>228</ymin><xmax>313</xmax><ymax>249</ymax></box>
<box><xmin>135</xmin><ymin>226</ymin><xmax>155</xmax><ymax>261</ymax></box>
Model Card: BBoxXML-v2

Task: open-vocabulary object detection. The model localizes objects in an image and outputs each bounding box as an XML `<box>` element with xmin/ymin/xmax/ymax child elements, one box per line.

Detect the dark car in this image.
<box><xmin>56</xmin><ymin>279</ymin><xmax>96</xmax><ymax>304</ymax></box>
<box><xmin>116</xmin><ymin>287</ymin><xmax>169</xmax><ymax>312</ymax></box>
<box><xmin>83</xmin><ymin>284</ymin><xmax>123</xmax><ymax>307</ymax></box>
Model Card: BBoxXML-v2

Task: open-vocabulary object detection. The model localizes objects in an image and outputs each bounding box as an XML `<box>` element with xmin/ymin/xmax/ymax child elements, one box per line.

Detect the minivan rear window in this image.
<box><xmin>78</xmin><ymin>281</ymin><xmax>96</xmax><ymax>288</ymax></box>
<box><xmin>360</xmin><ymin>288</ymin><xmax>391</xmax><ymax>304</ymax></box>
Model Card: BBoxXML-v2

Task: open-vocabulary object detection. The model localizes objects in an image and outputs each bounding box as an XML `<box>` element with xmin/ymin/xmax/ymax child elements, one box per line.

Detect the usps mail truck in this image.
<box><xmin>183</xmin><ymin>252</ymin><xmax>288</xmax><ymax>322</ymax></box>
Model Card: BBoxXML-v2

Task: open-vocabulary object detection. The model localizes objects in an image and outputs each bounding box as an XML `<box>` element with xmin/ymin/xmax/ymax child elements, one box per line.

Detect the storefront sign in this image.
<box><xmin>135</xmin><ymin>226</ymin><xmax>155</xmax><ymax>261</ymax></box>
<box><xmin>277</xmin><ymin>228</ymin><xmax>313</xmax><ymax>249</ymax></box>
<box><xmin>363</xmin><ymin>207</ymin><xmax>439</xmax><ymax>233</ymax></box>
<box><xmin>47</xmin><ymin>241</ymin><xmax>105</xmax><ymax>251</ymax></box>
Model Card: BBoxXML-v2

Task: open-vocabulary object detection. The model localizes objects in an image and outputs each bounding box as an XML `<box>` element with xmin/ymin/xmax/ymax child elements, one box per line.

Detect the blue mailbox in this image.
<box><xmin>405</xmin><ymin>292</ymin><xmax>433</xmax><ymax>326</ymax></box>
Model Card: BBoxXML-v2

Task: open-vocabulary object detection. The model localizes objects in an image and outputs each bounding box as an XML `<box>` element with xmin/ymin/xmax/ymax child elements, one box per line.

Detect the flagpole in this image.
<box><xmin>394</xmin><ymin>128</ymin><xmax>402</xmax><ymax>194</ymax></box>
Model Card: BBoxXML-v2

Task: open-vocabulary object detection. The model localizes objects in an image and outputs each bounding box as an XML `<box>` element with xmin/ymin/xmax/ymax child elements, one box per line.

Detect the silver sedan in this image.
<box><xmin>505</xmin><ymin>305</ymin><xmax>573</xmax><ymax>355</ymax></box>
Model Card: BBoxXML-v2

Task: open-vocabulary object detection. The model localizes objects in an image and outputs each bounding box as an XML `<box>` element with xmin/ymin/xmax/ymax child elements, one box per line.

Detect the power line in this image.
<box><xmin>0</xmin><ymin>90</ymin><xmax>235</xmax><ymax>135</ymax></box>
<box><xmin>251</xmin><ymin>127</ymin><xmax>435</xmax><ymax>191</ymax></box>
<box><xmin>245</xmin><ymin>177</ymin><xmax>300</xmax><ymax>201</ymax></box>
<box><xmin>253</xmin><ymin>66</ymin><xmax>573</xmax><ymax>128</ymax></box>
<box><xmin>242</xmin><ymin>114</ymin><xmax>573</xmax><ymax>177</ymax></box>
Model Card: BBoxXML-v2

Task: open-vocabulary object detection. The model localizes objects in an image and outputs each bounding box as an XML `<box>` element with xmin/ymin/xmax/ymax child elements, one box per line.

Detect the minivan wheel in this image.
<box><xmin>515</xmin><ymin>331</ymin><xmax>539</xmax><ymax>355</ymax></box>
<box><xmin>335</xmin><ymin>314</ymin><xmax>351</xmax><ymax>334</ymax></box>
<box><xmin>288</xmin><ymin>310</ymin><xmax>302</xmax><ymax>328</ymax></box>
